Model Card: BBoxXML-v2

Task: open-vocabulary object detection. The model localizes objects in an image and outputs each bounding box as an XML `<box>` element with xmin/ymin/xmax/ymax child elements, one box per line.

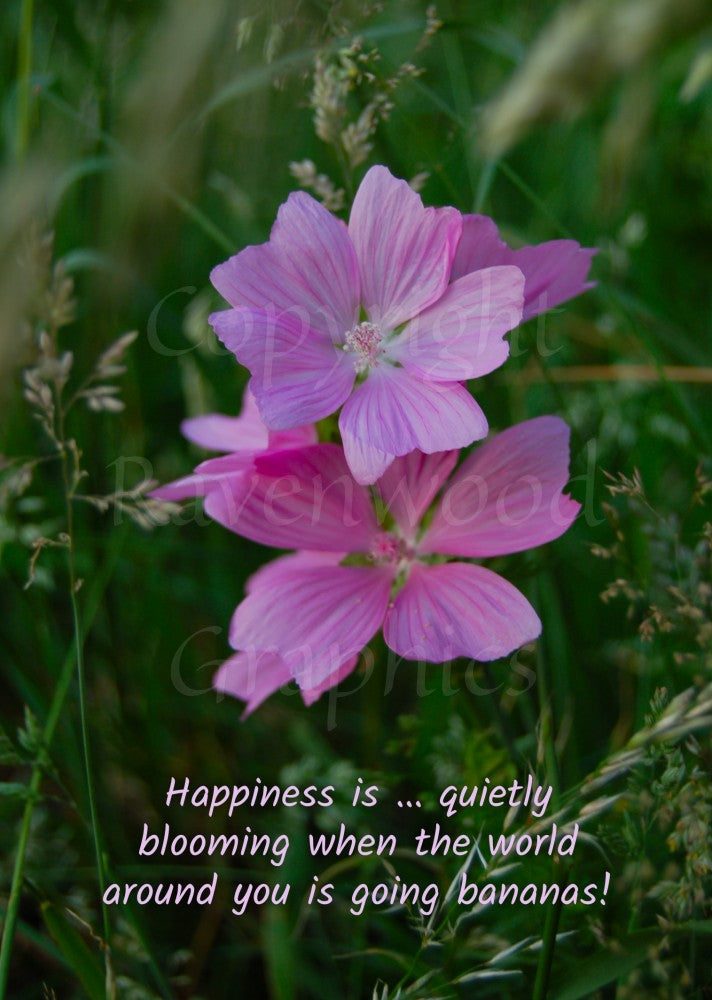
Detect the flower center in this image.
<box><xmin>369</xmin><ymin>532</ymin><xmax>413</xmax><ymax>567</ymax></box>
<box><xmin>343</xmin><ymin>321</ymin><xmax>384</xmax><ymax>374</ymax></box>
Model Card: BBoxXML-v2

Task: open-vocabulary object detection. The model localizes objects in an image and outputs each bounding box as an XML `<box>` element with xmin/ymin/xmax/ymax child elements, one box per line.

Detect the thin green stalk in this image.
<box><xmin>0</xmin><ymin>523</ymin><xmax>125</xmax><ymax>997</ymax></box>
<box><xmin>536</xmin><ymin>667</ymin><xmax>560</xmax><ymax>804</ymax></box>
<box><xmin>474</xmin><ymin>157</ymin><xmax>498</xmax><ymax>214</ymax></box>
<box><xmin>15</xmin><ymin>0</ymin><xmax>34</xmax><ymax>160</ymax></box>
<box><xmin>438</xmin><ymin>0</ymin><xmax>478</xmax><ymax>205</ymax></box>
<box><xmin>58</xmin><ymin>435</ymin><xmax>112</xmax><ymax>968</ymax></box>
<box><xmin>497</xmin><ymin>161</ymin><xmax>575</xmax><ymax>240</ymax></box>
<box><xmin>481</xmin><ymin>663</ymin><xmax>529</xmax><ymax>769</ymax></box>
<box><xmin>531</xmin><ymin>583</ymin><xmax>563</xmax><ymax>998</ymax></box>
<box><xmin>532</xmin><ymin>880</ymin><xmax>564</xmax><ymax>1000</ymax></box>
<box><xmin>533</xmin><ymin>607</ymin><xmax>560</xmax><ymax>803</ymax></box>
<box><xmin>69</xmin><ymin>562</ymin><xmax>110</xmax><ymax>942</ymax></box>
<box><xmin>0</xmin><ymin>414</ymin><xmax>112</xmax><ymax>996</ymax></box>
<box><xmin>0</xmin><ymin>651</ymin><xmax>75</xmax><ymax>997</ymax></box>
<box><xmin>334</xmin><ymin>141</ymin><xmax>354</xmax><ymax>202</ymax></box>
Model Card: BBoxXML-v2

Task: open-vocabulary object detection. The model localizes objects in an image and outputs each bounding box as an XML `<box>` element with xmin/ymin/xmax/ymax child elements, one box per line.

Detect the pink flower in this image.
<box><xmin>207</xmin><ymin>416</ymin><xmax>580</xmax><ymax>712</ymax></box>
<box><xmin>451</xmin><ymin>215</ymin><xmax>596</xmax><ymax>322</ymax></box>
<box><xmin>150</xmin><ymin>388</ymin><xmax>315</xmax><ymax>503</ymax></box>
<box><xmin>209</xmin><ymin>166</ymin><xmax>526</xmax><ymax>485</ymax></box>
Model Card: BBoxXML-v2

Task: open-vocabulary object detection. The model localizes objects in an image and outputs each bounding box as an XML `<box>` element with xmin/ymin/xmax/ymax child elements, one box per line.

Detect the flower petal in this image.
<box><xmin>450</xmin><ymin>214</ymin><xmax>508</xmax><ymax>278</ymax></box>
<box><xmin>181</xmin><ymin>389</ymin><xmax>268</xmax><ymax>451</ymax></box>
<box><xmin>341</xmin><ymin>425</ymin><xmax>395</xmax><ymax>486</ymax></box>
<box><xmin>389</xmin><ymin>266</ymin><xmax>524</xmax><ymax>380</ymax></box>
<box><xmin>422</xmin><ymin>416</ymin><xmax>580</xmax><ymax>557</ymax></box>
<box><xmin>217</xmin><ymin>552</ymin><xmax>349</xmax><ymax>715</ymax></box>
<box><xmin>245</xmin><ymin>550</ymin><xmax>345</xmax><ymax>594</ymax></box>
<box><xmin>204</xmin><ymin>443</ymin><xmax>380</xmax><ymax>552</ymax></box>
<box><xmin>349</xmin><ymin>166</ymin><xmax>462</xmax><ymax>330</ymax></box>
<box><xmin>268</xmin><ymin>424</ymin><xmax>318</xmax><ymax>450</ymax></box>
<box><xmin>229</xmin><ymin>563</ymin><xmax>392</xmax><ymax>688</ymax></box>
<box><xmin>210</xmin><ymin>307</ymin><xmax>354</xmax><ymax>428</ymax></box>
<box><xmin>213</xmin><ymin>648</ymin><xmax>358</xmax><ymax>716</ymax></box>
<box><xmin>376</xmin><ymin>450</ymin><xmax>458</xmax><ymax>540</ymax></box>
<box><xmin>451</xmin><ymin>215</ymin><xmax>595</xmax><ymax>321</ymax></box>
<box><xmin>300</xmin><ymin>655</ymin><xmax>359</xmax><ymax>706</ymax></box>
<box><xmin>383</xmin><ymin>562</ymin><xmax>541</xmax><ymax>662</ymax></box>
<box><xmin>149</xmin><ymin>473</ymin><xmax>214</xmax><ymax>502</ymax></box>
<box><xmin>195</xmin><ymin>453</ymin><xmax>256</xmax><ymax>477</ymax></box>
<box><xmin>338</xmin><ymin>365</ymin><xmax>488</xmax><ymax>478</ymax></box>
<box><xmin>211</xmin><ymin>191</ymin><xmax>359</xmax><ymax>338</ymax></box>
<box><xmin>149</xmin><ymin>449</ymin><xmax>256</xmax><ymax>501</ymax></box>
<box><xmin>508</xmin><ymin>241</ymin><xmax>596</xmax><ymax>322</ymax></box>
<box><xmin>214</xmin><ymin>651</ymin><xmax>291</xmax><ymax>717</ymax></box>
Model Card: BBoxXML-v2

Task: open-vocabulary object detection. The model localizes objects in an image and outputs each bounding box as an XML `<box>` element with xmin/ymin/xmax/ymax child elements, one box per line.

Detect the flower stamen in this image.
<box><xmin>343</xmin><ymin>321</ymin><xmax>384</xmax><ymax>374</ymax></box>
<box><xmin>370</xmin><ymin>532</ymin><xmax>413</xmax><ymax>567</ymax></box>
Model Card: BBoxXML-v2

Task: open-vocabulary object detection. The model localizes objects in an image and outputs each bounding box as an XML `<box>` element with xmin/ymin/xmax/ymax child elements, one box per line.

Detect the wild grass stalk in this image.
<box><xmin>0</xmin><ymin>636</ymin><xmax>76</xmax><ymax>996</ymax></box>
<box><xmin>57</xmin><ymin>420</ymin><xmax>113</xmax><ymax>983</ymax></box>
<box><xmin>0</xmin><ymin>235</ymin><xmax>172</xmax><ymax>995</ymax></box>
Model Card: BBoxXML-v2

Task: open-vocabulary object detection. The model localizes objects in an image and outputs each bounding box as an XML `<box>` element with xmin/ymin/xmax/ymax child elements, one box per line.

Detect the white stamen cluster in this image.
<box><xmin>343</xmin><ymin>321</ymin><xmax>384</xmax><ymax>374</ymax></box>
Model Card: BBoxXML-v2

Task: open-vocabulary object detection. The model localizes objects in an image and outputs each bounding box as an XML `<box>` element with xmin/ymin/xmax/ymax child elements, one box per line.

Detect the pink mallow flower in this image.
<box><xmin>208</xmin><ymin>416</ymin><xmax>580</xmax><ymax>714</ymax></box>
<box><xmin>208</xmin><ymin>165</ymin><xmax>527</xmax><ymax>485</ymax></box>
<box><xmin>150</xmin><ymin>388</ymin><xmax>315</xmax><ymax>503</ymax></box>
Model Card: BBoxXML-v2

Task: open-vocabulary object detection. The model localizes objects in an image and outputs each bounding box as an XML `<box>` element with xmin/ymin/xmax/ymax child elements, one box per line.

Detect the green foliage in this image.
<box><xmin>40</xmin><ymin>903</ymin><xmax>106</xmax><ymax>1000</ymax></box>
<box><xmin>1</xmin><ymin>0</ymin><xmax>711</xmax><ymax>997</ymax></box>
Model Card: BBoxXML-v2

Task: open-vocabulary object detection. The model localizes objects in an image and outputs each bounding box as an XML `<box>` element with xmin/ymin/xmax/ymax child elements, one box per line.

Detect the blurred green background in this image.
<box><xmin>1</xmin><ymin>0</ymin><xmax>712</xmax><ymax>997</ymax></box>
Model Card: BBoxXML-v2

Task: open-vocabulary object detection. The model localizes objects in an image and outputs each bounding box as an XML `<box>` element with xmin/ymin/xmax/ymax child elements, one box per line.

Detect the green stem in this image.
<box><xmin>474</xmin><ymin>157</ymin><xmax>498</xmax><ymax>214</ymax></box>
<box><xmin>0</xmin><ymin>399</ymin><xmax>113</xmax><ymax>997</ymax></box>
<box><xmin>0</xmin><ymin>516</ymin><xmax>125</xmax><ymax>997</ymax></box>
<box><xmin>533</xmin><ymin>601</ymin><xmax>560</xmax><ymax>803</ymax></box>
<box><xmin>0</xmin><ymin>648</ymin><xmax>75</xmax><ymax>997</ymax></box>
<box><xmin>438</xmin><ymin>0</ymin><xmax>478</xmax><ymax>206</ymax></box>
<box><xmin>58</xmin><ymin>437</ymin><xmax>112</xmax><ymax>970</ymax></box>
<box><xmin>70</xmin><ymin>563</ymin><xmax>110</xmax><ymax>940</ymax></box>
<box><xmin>531</xmin><ymin>579</ymin><xmax>563</xmax><ymax>999</ymax></box>
<box><xmin>481</xmin><ymin>663</ymin><xmax>528</xmax><ymax>768</ymax></box>
<box><xmin>335</xmin><ymin>141</ymin><xmax>354</xmax><ymax>202</ymax></box>
<box><xmin>532</xmin><ymin>878</ymin><xmax>564</xmax><ymax>1000</ymax></box>
<box><xmin>15</xmin><ymin>0</ymin><xmax>34</xmax><ymax>160</ymax></box>
<box><xmin>497</xmin><ymin>161</ymin><xmax>575</xmax><ymax>240</ymax></box>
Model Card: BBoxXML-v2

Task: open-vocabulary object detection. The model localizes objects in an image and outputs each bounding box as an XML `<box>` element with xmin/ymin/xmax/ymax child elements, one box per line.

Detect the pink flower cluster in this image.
<box><xmin>155</xmin><ymin>166</ymin><xmax>593</xmax><ymax>715</ymax></box>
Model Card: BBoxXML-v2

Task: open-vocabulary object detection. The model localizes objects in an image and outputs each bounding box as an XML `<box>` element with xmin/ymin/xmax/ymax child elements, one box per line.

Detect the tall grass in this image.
<box><xmin>1</xmin><ymin>1</ymin><xmax>711</xmax><ymax>997</ymax></box>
